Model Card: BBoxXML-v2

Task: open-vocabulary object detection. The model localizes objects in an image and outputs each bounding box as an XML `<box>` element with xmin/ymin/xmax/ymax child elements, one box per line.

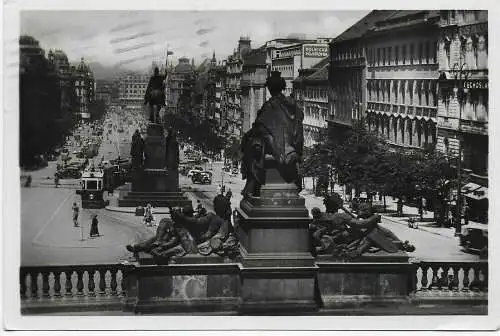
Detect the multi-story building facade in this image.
<box><xmin>47</xmin><ymin>49</ymin><xmax>77</xmax><ymax>117</ymax></box>
<box><xmin>118</xmin><ymin>72</ymin><xmax>148</xmax><ymax>109</ymax></box>
<box><xmin>270</xmin><ymin>39</ymin><xmax>329</xmax><ymax>96</ymax></box>
<box><xmin>72</xmin><ymin>57</ymin><xmax>95</xmax><ymax>119</ymax></box>
<box><xmin>240</xmin><ymin>46</ymin><xmax>268</xmax><ymax>134</ymax></box>
<box><xmin>293</xmin><ymin>57</ymin><xmax>330</xmax><ymax>147</ymax></box>
<box><xmin>165</xmin><ymin>57</ymin><xmax>196</xmax><ymax>115</ymax></box>
<box><xmin>364</xmin><ymin>11</ymin><xmax>440</xmax><ymax>150</ymax></box>
<box><xmin>95</xmin><ymin>80</ymin><xmax>114</xmax><ymax>106</ymax></box>
<box><xmin>436</xmin><ymin>10</ymin><xmax>488</xmax><ymax>222</ymax></box>
<box><xmin>328</xmin><ymin>11</ymin><xmax>390</xmax><ymax>143</ymax></box>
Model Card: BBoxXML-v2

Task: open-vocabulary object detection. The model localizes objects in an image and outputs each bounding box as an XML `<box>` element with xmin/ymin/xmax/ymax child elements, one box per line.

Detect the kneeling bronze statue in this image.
<box><xmin>310</xmin><ymin>193</ymin><xmax>415</xmax><ymax>260</ymax></box>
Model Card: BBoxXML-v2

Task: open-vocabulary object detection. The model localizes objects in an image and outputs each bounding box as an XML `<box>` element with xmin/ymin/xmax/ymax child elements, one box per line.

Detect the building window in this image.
<box><xmin>377</xmin><ymin>48</ymin><xmax>381</xmax><ymax>66</ymax></box>
<box><xmin>395</xmin><ymin>46</ymin><xmax>399</xmax><ymax>65</ymax></box>
<box><xmin>402</xmin><ymin>45</ymin><xmax>407</xmax><ymax>65</ymax></box>
<box><xmin>410</xmin><ymin>44</ymin><xmax>414</xmax><ymax>65</ymax></box>
<box><xmin>444</xmin><ymin>38</ymin><xmax>451</xmax><ymax>68</ymax></box>
<box><xmin>388</xmin><ymin>47</ymin><xmax>392</xmax><ymax>65</ymax></box>
<box><xmin>382</xmin><ymin>48</ymin><xmax>386</xmax><ymax>65</ymax></box>
<box><xmin>460</xmin><ymin>35</ymin><xmax>467</xmax><ymax>65</ymax></box>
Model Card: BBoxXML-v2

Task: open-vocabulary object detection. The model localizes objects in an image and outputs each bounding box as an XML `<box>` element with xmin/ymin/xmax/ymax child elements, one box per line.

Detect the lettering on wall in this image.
<box><xmin>304</xmin><ymin>45</ymin><xmax>328</xmax><ymax>58</ymax></box>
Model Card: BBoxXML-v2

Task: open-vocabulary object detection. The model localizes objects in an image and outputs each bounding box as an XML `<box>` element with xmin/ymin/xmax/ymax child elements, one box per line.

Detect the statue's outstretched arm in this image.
<box><xmin>349</xmin><ymin>214</ymin><xmax>381</xmax><ymax>229</ymax></box>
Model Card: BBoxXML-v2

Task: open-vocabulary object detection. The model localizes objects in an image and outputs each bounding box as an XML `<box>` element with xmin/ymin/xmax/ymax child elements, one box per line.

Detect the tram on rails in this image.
<box><xmin>76</xmin><ymin>169</ymin><xmax>106</xmax><ymax>209</ymax></box>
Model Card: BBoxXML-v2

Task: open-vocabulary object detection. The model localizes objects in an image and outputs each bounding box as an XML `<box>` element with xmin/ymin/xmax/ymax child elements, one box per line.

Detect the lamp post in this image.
<box><xmin>450</xmin><ymin>63</ymin><xmax>469</xmax><ymax>237</ymax></box>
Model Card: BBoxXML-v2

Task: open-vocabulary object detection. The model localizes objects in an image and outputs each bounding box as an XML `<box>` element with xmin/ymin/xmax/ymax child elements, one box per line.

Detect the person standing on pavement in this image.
<box><xmin>54</xmin><ymin>172</ymin><xmax>60</xmax><ymax>188</ymax></box>
<box><xmin>90</xmin><ymin>214</ymin><xmax>100</xmax><ymax>237</ymax></box>
<box><xmin>72</xmin><ymin>202</ymin><xmax>80</xmax><ymax>227</ymax></box>
<box><xmin>462</xmin><ymin>199</ymin><xmax>470</xmax><ymax>225</ymax></box>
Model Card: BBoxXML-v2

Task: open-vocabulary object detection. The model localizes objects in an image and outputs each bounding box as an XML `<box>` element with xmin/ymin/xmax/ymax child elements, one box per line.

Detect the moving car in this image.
<box><xmin>191</xmin><ymin>171</ymin><xmax>212</xmax><ymax>185</ymax></box>
<box><xmin>187</xmin><ymin>167</ymin><xmax>203</xmax><ymax>178</ymax></box>
<box><xmin>459</xmin><ymin>223</ymin><xmax>488</xmax><ymax>257</ymax></box>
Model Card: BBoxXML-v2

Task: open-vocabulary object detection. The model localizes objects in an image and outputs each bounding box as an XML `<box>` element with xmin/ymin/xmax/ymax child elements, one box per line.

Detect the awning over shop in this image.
<box><xmin>466</xmin><ymin>186</ymin><xmax>488</xmax><ymax>200</ymax></box>
<box><xmin>461</xmin><ymin>182</ymin><xmax>481</xmax><ymax>194</ymax></box>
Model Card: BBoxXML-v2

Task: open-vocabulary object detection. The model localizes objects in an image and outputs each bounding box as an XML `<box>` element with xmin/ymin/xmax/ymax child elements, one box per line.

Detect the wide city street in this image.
<box><xmin>21</xmin><ymin>108</ymin><xmax>481</xmax><ymax>266</ymax></box>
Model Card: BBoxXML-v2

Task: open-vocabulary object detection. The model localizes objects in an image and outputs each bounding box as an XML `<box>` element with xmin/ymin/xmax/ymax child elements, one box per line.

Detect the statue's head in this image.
<box><xmin>323</xmin><ymin>193</ymin><xmax>343</xmax><ymax>213</ymax></box>
<box><xmin>265</xmin><ymin>71</ymin><xmax>286</xmax><ymax>96</ymax></box>
<box><xmin>311</xmin><ymin>207</ymin><xmax>322</xmax><ymax>220</ymax></box>
<box><xmin>154</xmin><ymin>67</ymin><xmax>159</xmax><ymax>76</ymax></box>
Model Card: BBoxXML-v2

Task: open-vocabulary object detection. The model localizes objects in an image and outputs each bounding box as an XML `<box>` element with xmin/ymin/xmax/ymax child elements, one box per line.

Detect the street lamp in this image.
<box><xmin>449</xmin><ymin>62</ymin><xmax>469</xmax><ymax>237</ymax></box>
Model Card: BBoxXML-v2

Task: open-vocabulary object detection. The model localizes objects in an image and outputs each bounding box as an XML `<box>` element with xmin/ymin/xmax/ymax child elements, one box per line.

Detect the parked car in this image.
<box><xmin>459</xmin><ymin>223</ymin><xmax>488</xmax><ymax>257</ymax></box>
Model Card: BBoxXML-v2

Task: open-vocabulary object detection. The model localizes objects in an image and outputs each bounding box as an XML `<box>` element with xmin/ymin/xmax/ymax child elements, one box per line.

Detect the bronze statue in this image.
<box><xmin>130</xmin><ymin>129</ymin><xmax>144</xmax><ymax>170</ymax></box>
<box><xmin>126</xmin><ymin>204</ymin><xmax>239</xmax><ymax>263</ymax></box>
<box><xmin>144</xmin><ymin>67</ymin><xmax>166</xmax><ymax>123</ymax></box>
<box><xmin>241</xmin><ymin>71</ymin><xmax>303</xmax><ymax>197</ymax></box>
<box><xmin>310</xmin><ymin>193</ymin><xmax>415</xmax><ymax>260</ymax></box>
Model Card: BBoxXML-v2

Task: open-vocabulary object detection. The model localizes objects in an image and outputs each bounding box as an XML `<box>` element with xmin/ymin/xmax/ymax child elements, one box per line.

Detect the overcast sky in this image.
<box><xmin>20</xmin><ymin>10</ymin><xmax>368</xmax><ymax>70</ymax></box>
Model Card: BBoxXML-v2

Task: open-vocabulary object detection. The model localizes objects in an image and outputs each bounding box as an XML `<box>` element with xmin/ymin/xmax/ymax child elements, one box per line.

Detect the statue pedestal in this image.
<box><xmin>118</xmin><ymin>123</ymin><xmax>189</xmax><ymax>208</ymax></box>
<box><xmin>236</xmin><ymin>167</ymin><xmax>317</xmax><ymax>313</ymax></box>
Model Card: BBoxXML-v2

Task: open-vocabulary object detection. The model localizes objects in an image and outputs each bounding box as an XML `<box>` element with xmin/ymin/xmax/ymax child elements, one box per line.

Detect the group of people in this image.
<box><xmin>126</xmin><ymin>189</ymin><xmax>237</xmax><ymax>263</ymax></box>
<box><xmin>71</xmin><ymin>202</ymin><xmax>100</xmax><ymax>237</ymax></box>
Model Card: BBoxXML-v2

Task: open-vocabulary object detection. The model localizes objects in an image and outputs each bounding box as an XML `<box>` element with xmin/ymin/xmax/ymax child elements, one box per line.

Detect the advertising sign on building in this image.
<box><xmin>303</xmin><ymin>45</ymin><xmax>328</xmax><ymax>58</ymax></box>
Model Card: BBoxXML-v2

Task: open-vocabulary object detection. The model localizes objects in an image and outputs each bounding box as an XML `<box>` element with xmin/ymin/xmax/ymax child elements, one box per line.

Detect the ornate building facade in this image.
<box><xmin>293</xmin><ymin>58</ymin><xmax>330</xmax><ymax>147</ymax></box>
<box><xmin>165</xmin><ymin>57</ymin><xmax>196</xmax><ymax>115</ymax></box>
<box><xmin>118</xmin><ymin>72</ymin><xmax>148</xmax><ymax>109</ymax></box>
<box><xmin>364</xmin><ymin>11</ymin><xmax>440</xmax><ymax>150</ymax></box>
<box><xmin>436</xmin><ymin>10</ymin><xmax>488</xmax><ymax>222</ymax></box>
<box><xmin>240</xmin><ymin>46</ymin><xmax>268</xmax><ymax>134</ymax></box>
<box><xmin>72</xmin><ymin>57</ymin><xmax>95</xmax><ymax>119</ymax></box>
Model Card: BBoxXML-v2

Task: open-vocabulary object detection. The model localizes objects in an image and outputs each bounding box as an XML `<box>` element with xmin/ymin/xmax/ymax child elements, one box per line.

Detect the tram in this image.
<box><xmin>76</xmin><ymin>169</ymin><xmax>106</xmax><ymax>209</ymax></box>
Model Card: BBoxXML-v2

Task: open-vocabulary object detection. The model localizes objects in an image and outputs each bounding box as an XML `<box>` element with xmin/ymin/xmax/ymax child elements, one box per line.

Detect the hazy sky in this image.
<box><xmin>20</xmin><ymin>10</ymin><xmax>368</xmax><ymax>70</ymax></box>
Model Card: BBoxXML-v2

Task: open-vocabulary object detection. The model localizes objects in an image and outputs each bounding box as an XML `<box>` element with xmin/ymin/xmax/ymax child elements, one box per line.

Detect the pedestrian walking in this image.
<box><xmin>72</xmin><ymin>202</ymin><xmax>80</xmax><ymax>227</ymax></box>
<box><xmin>54</xmin><ymin>173</ymin><xmax>60</xmax><ymax>188</ymax></box>
<box><xmin>463</xmin><ymin>200</ymin><xmax>470</xmax><ymax>225</ymax></box>
<box><xmin>396</xmin><ymin>198</ymin><xmax>403</xmax><ymax>217</ymax></box>
<box><xmin>90</xmin><ymin>214</ymin><xmax>100</xmax><ymax>237</ymax></box>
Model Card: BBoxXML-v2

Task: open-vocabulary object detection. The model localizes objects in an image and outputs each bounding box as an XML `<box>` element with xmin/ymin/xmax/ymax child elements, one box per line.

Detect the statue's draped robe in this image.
<box><xmin>242</xmin><ymin>94</ymin><xmax>303</xmax><ymax>188</ymax></box>
<box><xmin>130</xmin><ymin>133</ymin><xmax>144</xmax><ymax>168</ymax></box>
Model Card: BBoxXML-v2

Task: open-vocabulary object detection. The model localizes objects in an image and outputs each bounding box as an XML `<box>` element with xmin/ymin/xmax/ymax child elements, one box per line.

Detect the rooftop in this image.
<box><xmin>242</xmin><ymin>46</ymin><xmax>267</xmax><ymax>66</ymax></box>
<box><xmin>332</xmin><ymin>10</ymin><xmax>396</xmax><ymax>44</ymax></box>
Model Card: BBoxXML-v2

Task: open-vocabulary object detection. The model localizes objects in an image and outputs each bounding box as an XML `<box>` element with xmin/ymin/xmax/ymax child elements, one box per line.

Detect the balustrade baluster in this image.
<box><xmin>20</xmin><ymin>271</ymin><xmax>27</xmax><ymax>300</ymax></box>
<box><xmin>110</xmin><ymin>270</ymin><xmax>118</xmax><ymax>296</ymax></box>
<box><xmin>451</xmin><ymin>266</ymin><xmax>460</xmax><ymax>291</ymax></box>
<box><xmin>42</xmin><ymin>271</ymin><xmax>51</xmax><ymax>298</ymax></box>
<box><xmin>88</xmin><ymin>269</ymin><xmax>96</xmax><ymax>297</ymax></box>
<box><xmin>31</xmin><ymin>272</ymin><xmax>39</xmax><ymax>299</ymax></box>
<box><xmin>462</xmin><ymin>265</ymin><xmax>470</xmax><ymax>292</ymax></box>
<box><xmin>76</xmin><ymin>270</ymin><xmax>84</xmax><ymax>296</ymax></box>
<box><xmin>429</xmin><ymin>266</ymin><xmax>439</xmax><ymax>290</ymax></box>
<box><xmin>420</xmin><ymin>265</ymin><xmax>429</xmax><ymax>290</ymax></box>
<box><xmin>98</xmin><ymin>269</ymin><xmax>107</xmax><ymax>296</ymax></box>
<box><xmin>64</xmin><ymin>271</ymin><xmax>74</xmax><ymax>297</ymax></box>
<box><xmin>120</xmin><ymin>270</ymin><xmax>127</xmax><ymax>297</ymax></box>
<box><xmin>53</xmin><ymin>271</ymin><xmax>62</xmax><ymax>298</ymax></box>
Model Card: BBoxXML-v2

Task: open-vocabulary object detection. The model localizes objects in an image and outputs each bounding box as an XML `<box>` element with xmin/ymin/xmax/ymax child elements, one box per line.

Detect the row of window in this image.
<box><xmin>367</xmin><ymin>41</ymin><xmax>437</xmax><ymax>67</ymax></box>
<box><xmin>440</xmin><ymin>89</ymin><xmax>488</xmax><ymax>121</ymax></box>
<box><xmin>303</xmin><ymin>87</ymin><xmax>328</xmax><ymax>100</ymax></box>
<box><xmin>272</xmin><ymin>64</ymin><xmax>294</xmax><ymax>78</ymax></box>
<box><xmin>441</xmin><ymin>10</ymin><xmax>487</xmax><ymax>26</ymax></box>
<box><xmin>367</xmin><ymin>79</ymin><xmax>438</xmax><ymax>107</ymax></box>
<box><xmin>441</xmin><ymin>33</ymin><xmax>488</xmax><ymax>70</ymax></box>
<box><xmin>367</xmin><ymin>113</ymin><xmax>437</xmax><ymax>147</ymax></box>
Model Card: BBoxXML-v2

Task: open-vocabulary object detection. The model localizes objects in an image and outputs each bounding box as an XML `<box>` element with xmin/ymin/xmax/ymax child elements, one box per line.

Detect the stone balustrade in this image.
<box><xmin>19</xmin><ymin>260</ymin><xmax>488</xmax><ymax>314</ymax></box>
<box><xmin>20</xmin><ymin>264</ymin><xmax>130</xmax><ymax>314</ymax></box>
<box><xmin>412</xmin><ymin>261</ymin><xmax>488</xmax><ymax>296</ymax></box>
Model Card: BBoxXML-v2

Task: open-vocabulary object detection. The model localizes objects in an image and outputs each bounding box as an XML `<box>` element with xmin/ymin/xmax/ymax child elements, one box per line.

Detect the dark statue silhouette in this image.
<box><xmin>144</xmin><ymin>67</ymin><xmax>166</xmax><ymax>124</ymax></box>
<box><xmin>240</xmin><ymin>71</ymin><xmax>303</xmax><ymax>197</ymax></box>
